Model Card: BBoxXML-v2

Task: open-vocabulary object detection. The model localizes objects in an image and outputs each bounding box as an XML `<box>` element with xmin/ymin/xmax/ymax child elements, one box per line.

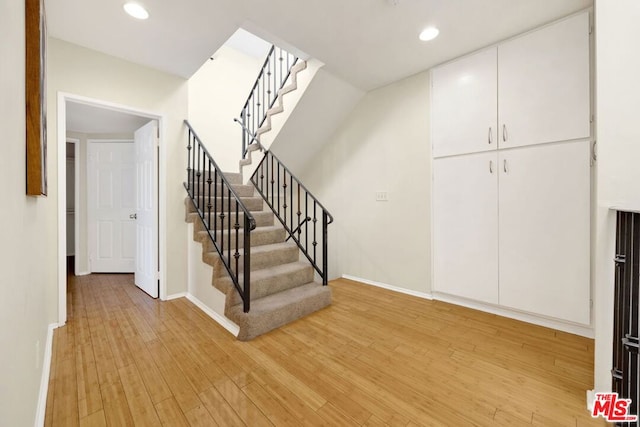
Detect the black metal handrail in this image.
<box><xmin>184</xmin><ymin>120</ymin><xmax>255</xmax><ymax>312</ymax></box>
<box><xmin>250</xmin><ymin>150</ymin><xmax>334</xmax><ymax>286</ymax></box>
<box><xmin>239</xmin><ymin>45</ymin><xmax>298</xmax><ymax>159</ymax></box>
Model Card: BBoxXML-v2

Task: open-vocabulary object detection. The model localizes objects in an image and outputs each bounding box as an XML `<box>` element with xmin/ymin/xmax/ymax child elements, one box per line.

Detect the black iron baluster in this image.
<box><xmin>283</xmin><ymin>170</ymin><xmax>288</xmax><ymax>231</ymax></box>
<box><xmin>213</xmin><ymin>170</ymin><xmax>218</xmax><ymax>235</ymax></box>
<box><xmin>277</xmin><ymin>159</ymin><xmax>281</xmax><ymax>216</ymax></box>
<box><xmin>313</xmin><ymin>202</ymin><xmax>317</xmax><ymax>263</ymax></box>
<box><xmin>261</xmin><ymin>68</ymin><xmax>265</xmax><ymax>127</ymax></box>
<box><xmin>271</xmin><ymin>53</ymin><xmax>276</xmax><ymax>107</ymax></box>
<box><xmin>305</xmin><ymin>193</ymin><xmax>309</xmax><ymax>251</ymax></box>
<box><xmin>187</xmin><ymin>130</ymin><xmax>192</xmax><ymax>194</ymax></box>
<box><xmin>207</xmin><ymin>160</ymin><xmax>212</xmax><ymax>228</ymax></box>
<box><xmin>279</xmin><ymin>48</ymin><xmax>283</xmax><ymax>92</ymax></box>
<box><xmin>243</xmin><ymin>214</ymin><xmax>251</xmax><ymax>313</ymax></box>
<box><xmin>234</xmin><ymin>201</ymin><xmax>240</xmax><ymax>279</ymax></box>
<box><xmin>195</xmin><ymin>144</ymin><xmax>201</xmax><ymax>211</ymax></box>
<box><xmin>228</xmin><ymin>188</ymin><xmax>232</xmax><ymax>273</ymax></box>
<box><xmin>219</xmin><ymin>183</ymin><xmax>225</xmax><ymax>256</ymax></box>
<box><xmin>260</xmin><ymin>161</ymin><xmax>265</xmax><ymax>196</ymax></box>
<box><xmin>201</xmin><ymin>147</ymin><xmax>206</xmax><ymax>218</ymax></box>
<box><xmin>269</xmin><ymin>155</ymin><xmax>274</xmax><ymax>212</ymax></box>
<box><xmin>322</xmin><ymin>211</ymin><xmax>328</xmax><ymax>286</ymax></box>
<box><xmin>296</xmin><ymin>183</ymin><xmax>301</xmax><ymax>240</ymax></box>
<box><xmin>241</xmin><ymin>111</ymin><xmax>246</xmax><ymax>158</ymax></box>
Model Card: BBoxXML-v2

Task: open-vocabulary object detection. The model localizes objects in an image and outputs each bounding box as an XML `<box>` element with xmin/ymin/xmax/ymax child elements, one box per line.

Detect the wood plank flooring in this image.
<box><xmin>45</xmin><ymin>274</ymin><xmax>604</xmax><ymax>426</ymax></box>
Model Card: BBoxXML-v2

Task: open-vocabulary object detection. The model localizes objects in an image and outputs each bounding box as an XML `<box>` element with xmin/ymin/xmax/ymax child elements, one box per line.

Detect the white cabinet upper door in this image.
<box><xmin>498</xmin><ymin>12</ymin><xmax>590</xmax><ymax>149</ymax></box>
<box><xmin>498</xmin><ymin>141</ymin><xmax>591</xmax><ymax>325</ymax></box>
<box><xmin>432</xmin><ymin>48</ymin><xmax>498</xmax><ymax>158</ymax></box>
<box><xmin>433</xmin><ymin>152</ymin><xmax>499</xmax><ymax>304</ymax></box>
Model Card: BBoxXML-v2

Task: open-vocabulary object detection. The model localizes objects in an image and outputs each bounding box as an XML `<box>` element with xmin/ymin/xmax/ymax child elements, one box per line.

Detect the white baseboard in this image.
<box><xmin>75</xmin><ymin>271</ymin><xmax>91</xmax><ymax>277</ymax></box>
<box><xmin>165</xmin><ymin>292</ymin><xmax>187</xmax><ymax>301</ymax></box>
<box><xmin>342</xmin><ymin>275</ymin><xmax>433</xmax><ymax>300</ymax></box>
<box><xmin>185</xmin><ymin>293</ymin><xmax>239</xmax><ymax>337</ymax></box>
<box><xmin>35</xmin><ymin>323</ymin><xmax>59</xmax><ymax>427</ymax></box>
<box><xmin>342</xmin><ymin>275</ymin><xmax>594</xmax><ymax>338</ymax></box>
<box><xmin>432</xmin><ymin>292</ymin><xmax>594</xmax><ymax>338</ymax></box>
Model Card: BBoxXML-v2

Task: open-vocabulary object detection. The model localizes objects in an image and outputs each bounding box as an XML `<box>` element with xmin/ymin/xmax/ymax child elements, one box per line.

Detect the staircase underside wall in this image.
<box><xmin>186</xmin><ymin>222</ymin><xmax>240</xmax><ymax>336</ymax></box>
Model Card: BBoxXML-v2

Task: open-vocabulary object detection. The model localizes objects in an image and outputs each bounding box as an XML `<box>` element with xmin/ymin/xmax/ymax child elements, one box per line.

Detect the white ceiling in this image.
<box><xmin>45</xmin><ymin>0</ymin><xmax>592</xmax><ymax>91</ymax></box>
<box><xmin>66</xmin><ymin>101</ymin><xmax>150</xmax><ymax>134</ymax></box>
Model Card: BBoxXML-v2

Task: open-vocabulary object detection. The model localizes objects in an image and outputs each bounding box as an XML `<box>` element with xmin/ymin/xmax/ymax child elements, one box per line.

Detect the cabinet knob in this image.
<box><xmin>488</xmin><ymin>127</ymin><xmax>493</xmax><ymax>145</ymax></box>
<box><xmin>503</xmin><ymin>159</ymin><xmax>508</xmax><ymax>173</ymax></box>
<box><xmin>489</xmin><ymin>160</ymin><xmax>493</xmax><ymax>173</ymax></box>
<box><xmin>502</xmin><ymin>124</ymin><xmax>508</xmax><ymax>142</ymax></box>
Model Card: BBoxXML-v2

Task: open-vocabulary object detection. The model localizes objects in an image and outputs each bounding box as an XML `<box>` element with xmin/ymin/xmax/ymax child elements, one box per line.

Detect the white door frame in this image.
<box><xmin>57</xmin><ymin>92</ymin><xmax>167</xmax><ymax>326</ymax></box>
<box><xmin>66</xmin><ymin>137</ymin><xmax>81</xmax><ymax>275</ymax></box>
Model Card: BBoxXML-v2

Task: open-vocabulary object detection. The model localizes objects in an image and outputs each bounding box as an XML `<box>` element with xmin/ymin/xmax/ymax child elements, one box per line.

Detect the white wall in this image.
<box><xmin>188</xmin><ymin>45</ymin><xmax>266</xmax><ymax>172</ymax></box>
<box><xmin>269</xmin><ymin>68</ymin><xmax>364</xmax><ymax>174</ymax></box>
<box><xmin>0</xmin><ymin>1</ymin><xmax>55</xmax><ymax>425</ymax></box>
<box><xmin>186</xmin><ymin>223</ymin><xmax>239</xmax><ymax>335</ymax></box>
<box><xmin>48</xmin><ymin>38</ymin><xmax>189</xmax><ymax>297</ymax></box>
<box><xmin>298</xmin><ymin>71</ymin><xmax>431</xmax><ymax>293</ymax></box>
<box><xmin>593</xmin><ymin>0</ymin><xmax>640</xmax><ymax>394</ymax></box>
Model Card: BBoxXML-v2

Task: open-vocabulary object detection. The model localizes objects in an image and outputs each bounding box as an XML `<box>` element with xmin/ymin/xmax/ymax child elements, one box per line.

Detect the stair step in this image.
<box><xmin>222</xmin><ymin>261</ymin><xmax>315</xmax><ymax>306</ymax></box>
<box><xmin>187</xmin><ymin>195</ymin><xmax>264</xmax><ymax>212</ymax></box>
<box><xmin>227</xmin><ymin>282</ymin><xmax>331</xmax><ymax>341</ymax></box>
<box><xmin>189</xmin><ymin>170</ymin><xmax>242</xmax><ymax>185</ymax></box>
<box><xmin>186</xmin><ymin>210</ymin><xmax>274</xmax><ymax>229</ymax></box>
<box><xmin>203</xmin><ymin>241</ymin><xmax>299</xmax><ymax>274</ymax></box>
<box><xmin>186</xmin><ymin>182</ymin><xmax>255</xmax><ymax>197</ymax></box>
<box><xmin>196</xmin><ymin>225</ymin><xmax>286</xmax><ymax>251</ymax></box>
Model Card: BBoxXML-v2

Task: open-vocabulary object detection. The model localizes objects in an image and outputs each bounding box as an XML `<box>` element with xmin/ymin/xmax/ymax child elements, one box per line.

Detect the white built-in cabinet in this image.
<box><xmin>432</xmin><ymin>11</ymin><xmax>592</xmax><ymax>325</ymax></box>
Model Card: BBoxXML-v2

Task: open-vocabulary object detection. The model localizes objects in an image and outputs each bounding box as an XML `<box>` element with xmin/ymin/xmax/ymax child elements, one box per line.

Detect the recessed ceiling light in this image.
<box><xmin>123</xmin><ymin>2</ymin><xmax>149</xmax><ymax>20</ymax></box>
<box><xmin>419</xmin><ymin>27</ymin><xmax>440</xmax><ymax>41</ymax></box>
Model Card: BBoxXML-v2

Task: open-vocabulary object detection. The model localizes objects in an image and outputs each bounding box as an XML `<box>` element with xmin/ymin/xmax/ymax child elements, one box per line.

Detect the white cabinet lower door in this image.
<box><xmin>498</xmin><ymin>141</ymin><xmax>591</xmax><ymax>324</ymax></box>
<box><xmin>433</xmin><ymin>152</ymin><xmax>499</xmax><ymax>304</ymax></box>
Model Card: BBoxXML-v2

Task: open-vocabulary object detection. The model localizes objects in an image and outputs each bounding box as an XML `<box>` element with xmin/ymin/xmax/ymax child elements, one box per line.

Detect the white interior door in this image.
<box><xmin>433</xmin><ymin>151</ymin><xmax>499</xmax><ymax>304</ymax></box>
<box><xmin>87</xmin><ymin>142</ymin><xmax>136</xmax><ymax>272</ymax></box>
<box><xmin>134</xmin><ymin>121</ymin><xmax>159</xmax><ymax>298</ymax></box>
<box><xmin>498</xmin><ymin>141</ymin><xmax>591</xmax><ymax>324</ymax></box>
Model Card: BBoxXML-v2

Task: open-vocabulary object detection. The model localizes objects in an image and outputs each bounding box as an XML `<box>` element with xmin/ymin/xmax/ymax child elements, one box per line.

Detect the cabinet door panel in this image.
<box><xmin>498</xmin><ymin>12</ymin><xmax>590</xmax><ymax>149</ymax></box>
<box><xmin>432</xmin><ymin>48</ymin><xmax>498</xmax><ymax>158</ymax></box>
<box><xmin>498</xmin><ymin>141</ymin><xmax>590</xmax><ymax>324</ymax></box>
<box><xmin>433</xmin><ymin>152</ymin><xmax>499</xmax><ymax>304</ymax></box>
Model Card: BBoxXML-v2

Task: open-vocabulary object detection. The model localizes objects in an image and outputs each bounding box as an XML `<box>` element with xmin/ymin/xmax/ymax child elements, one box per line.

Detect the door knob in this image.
<box><xmin>129</xmin><ymin>213</ymin><xmax>137</xmax><ymax>220</ymax></box>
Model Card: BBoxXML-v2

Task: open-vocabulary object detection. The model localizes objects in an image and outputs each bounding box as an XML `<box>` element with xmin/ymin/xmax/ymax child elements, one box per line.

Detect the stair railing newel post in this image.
<box><xmin>243</xmin><ymin>214</ymin><xmax>251</xmax><ymax>313</ymax></box>
<box><xmin>322</xmin><ymin>211</ymin><xmax>328</xmax><ymax>286</ymax></box>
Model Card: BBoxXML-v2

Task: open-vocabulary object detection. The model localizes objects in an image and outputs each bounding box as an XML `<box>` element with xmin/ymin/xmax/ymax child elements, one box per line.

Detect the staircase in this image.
<box><xmin>183</xmin><ymin>44</ymin><xmax>332</xmax><ymax>341</ymax></box>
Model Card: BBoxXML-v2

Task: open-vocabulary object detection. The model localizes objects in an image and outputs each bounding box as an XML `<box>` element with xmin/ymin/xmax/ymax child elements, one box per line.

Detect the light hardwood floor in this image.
<box><xmin>45</xmin><ymin>274</ymin><xmax>604</xmax><ymax>426</ymax></box>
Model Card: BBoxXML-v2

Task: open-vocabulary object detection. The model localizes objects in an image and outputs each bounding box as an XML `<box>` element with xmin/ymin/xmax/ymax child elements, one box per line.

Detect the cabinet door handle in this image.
<box><xmin>503</xmin><ymin>159</ymin><xmax>508</xmax><ymax>173</ymax></box>
<box><xmin>502</xmin><ymin>124</ymin><xmax>508</xmax><ymax>142</ymax></box>
<box><xmin>489</xmin><ymin>160</ymin><xmax>493</xmax><ymax>173</ymax></box>
<box><xmin>488</xmin><ymin>127</ymin><xmax>493</xmax><ymax>145</ymax></box>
